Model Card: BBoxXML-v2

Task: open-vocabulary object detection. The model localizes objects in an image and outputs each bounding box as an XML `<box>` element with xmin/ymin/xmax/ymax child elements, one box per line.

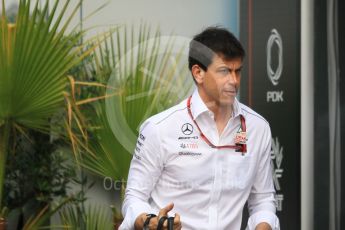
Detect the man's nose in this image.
<box><xmin>228</xmin><ymin>71</ymin><xmax>238</xmax><ymax>84</ymax></box>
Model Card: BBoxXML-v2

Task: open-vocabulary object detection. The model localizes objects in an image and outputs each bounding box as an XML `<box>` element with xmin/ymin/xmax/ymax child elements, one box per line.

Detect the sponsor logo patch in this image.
<box><xmin>181</xmin><ymin>123</ymin><xmax>193</xmax><ymax>135</ymax></box>
<box><xmin>178</xmin><ymin>136</ymin><xmax>199</xmax><ymax>140</ymax></box>
<box><xmin>180</xmin><ymin>143</ymin><xmax>198</xmax><ymax>149</ymax></box>
<box><xmin>178</xmin><ymin>151</ymin><xmax>202</xmax><ymax>156</ymax></box>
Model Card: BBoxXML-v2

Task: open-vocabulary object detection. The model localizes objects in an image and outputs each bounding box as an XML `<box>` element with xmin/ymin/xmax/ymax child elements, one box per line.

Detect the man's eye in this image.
<box><xmin>218</xmin><ymin>69</ymin><xmax>229</xmax><ymax>74</ymax></box>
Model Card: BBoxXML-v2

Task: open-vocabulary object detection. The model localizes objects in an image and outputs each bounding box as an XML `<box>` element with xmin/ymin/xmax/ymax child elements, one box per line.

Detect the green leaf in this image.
<box><xmin>0</xmin><ymin>0</ymin><xmax>85</xmax><ymax>132</ymax></box>
<box><xmin>80</xmin><ymin>24</ymin><xmax>193</xmax><ymax>181</ymax></box>
<box><xmin>23</xmin><ymin>197</ymin><xmax>73</xmax><ymax>230</ymax></box>
<box><xmin>59</xmin><ymin>204</ymin><xmax>114</xmax><ymax>230</ymax></box>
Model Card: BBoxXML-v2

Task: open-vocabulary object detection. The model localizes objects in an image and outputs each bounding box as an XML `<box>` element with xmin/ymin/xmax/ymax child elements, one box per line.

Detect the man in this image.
<box><xmin>120</xmin><ymin>27</ymin><xmax>280</xmax><ymax>230</ymax></box>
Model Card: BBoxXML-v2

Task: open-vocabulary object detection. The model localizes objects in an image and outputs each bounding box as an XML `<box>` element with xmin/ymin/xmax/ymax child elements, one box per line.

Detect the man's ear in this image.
<box><xmin>191</xmin><ymin>65</ymin><xmax>205</xmax><ymax>84</ymax></box>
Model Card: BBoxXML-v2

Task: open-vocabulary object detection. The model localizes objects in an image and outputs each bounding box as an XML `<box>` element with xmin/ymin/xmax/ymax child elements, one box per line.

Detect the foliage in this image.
<box><xmin>0</xmin><ymin>0</ymin><xmax>84</xmax><ymax>132</ymax></box>
<box><xmin>0</xmin><ymin>0</ymin><xmax>100</xmax><ymax>219</ymax></box>
<box><xmin>59</xmin><ymin>204</ymin><xmax>113</xmax><ymax>230</ymax></box>
<box><xmin>22</xmin><ymin>197</ymin><xmax>73</xmax><ymax>230</ymax></box>
<box><xmin>4</xmin><ymin>131</ymin><xmax>75</xmax><ymax>210</ymax></box>
<box><xmin>80</xmin><ymin>24</ymin><xmax>193</xmax><ymax>182</ymax></box>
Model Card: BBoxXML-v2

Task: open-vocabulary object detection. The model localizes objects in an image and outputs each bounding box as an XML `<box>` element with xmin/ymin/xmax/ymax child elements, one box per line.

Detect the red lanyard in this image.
<box><xmin>186</xmin><ymin>96</ymin><xmax>247</xmax><ymax>154</ymax></box>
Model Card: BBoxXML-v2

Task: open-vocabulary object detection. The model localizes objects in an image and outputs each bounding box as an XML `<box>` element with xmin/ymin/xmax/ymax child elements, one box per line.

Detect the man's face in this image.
<box><xmin>193</xmin><ymin>55</ymin><xmax>243</xmax><ymax>108</ymax></box>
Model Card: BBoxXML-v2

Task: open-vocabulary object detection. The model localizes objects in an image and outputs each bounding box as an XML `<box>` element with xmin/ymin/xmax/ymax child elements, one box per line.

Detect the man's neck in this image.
<box><xmin>198</xmin><ymin>90</ymin><xmax>233</xmax><ymax>135</ymax></box>
<box><xmin>213</xmin><ymin>104</ymin><xmax>232</xmax><ymax>136</ymax></box>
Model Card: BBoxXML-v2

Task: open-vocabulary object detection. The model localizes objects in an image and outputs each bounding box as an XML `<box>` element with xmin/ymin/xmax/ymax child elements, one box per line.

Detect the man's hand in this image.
<box><xmin>134</xmin><ymin>203</ymin><xmax>182</xmax><ymax>230</ymax></box>
<box><xmin>255</xmin><ymin>222</ymin><xmax>272</xmax><ymax>230</ymax></box>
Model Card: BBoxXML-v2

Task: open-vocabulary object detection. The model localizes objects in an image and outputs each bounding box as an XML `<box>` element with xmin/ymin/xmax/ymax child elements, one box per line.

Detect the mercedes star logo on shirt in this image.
<box><xmin>181</xmin><ymin>123</ymin><xmax>193</xmax><ymax>135</ymax></box>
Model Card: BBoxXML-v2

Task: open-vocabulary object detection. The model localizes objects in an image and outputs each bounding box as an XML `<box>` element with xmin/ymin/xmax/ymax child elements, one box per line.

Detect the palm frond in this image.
<box><xmin>80</xmin><ymin>24</ymin><xmax>193</xmax><ymax>181</ymax></box>
<box><xmin>22</xmin><ymin>197</ymin><xmax>72</xmax><ymax>230</ymax></box>
<box><xmin>59</xmin><ymin>204</ymin><xmax>113</xmax><ymax>230</ymax></box>
<box><xmin>0</xmin><ymin>0</ymin><xmax>87</xmax><ymax>132</ymax></box>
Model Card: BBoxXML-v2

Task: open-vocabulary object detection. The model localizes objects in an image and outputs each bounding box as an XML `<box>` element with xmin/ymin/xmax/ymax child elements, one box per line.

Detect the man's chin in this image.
<box><xmin>219</xmin><ymin>97</ymin><xmax>235</xmax><ymax>107</ymax></box>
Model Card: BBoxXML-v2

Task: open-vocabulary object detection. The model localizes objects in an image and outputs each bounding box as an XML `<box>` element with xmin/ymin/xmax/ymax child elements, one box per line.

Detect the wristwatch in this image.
<box><xmin>143</xmin><ymin>214</ymin><xmax>156</xmax><ymax>230</ymax></box>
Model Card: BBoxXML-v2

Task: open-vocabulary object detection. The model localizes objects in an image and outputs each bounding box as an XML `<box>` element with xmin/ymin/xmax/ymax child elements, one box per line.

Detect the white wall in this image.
<box><xmin>1</xmin><ymin>0</ymin><xmax>239</xmax><ymax>39</ymax></box>
<box><xmin>82</xmin><ymin>0</ymin><xmax>239</xmax><ymax>37</ymax></box>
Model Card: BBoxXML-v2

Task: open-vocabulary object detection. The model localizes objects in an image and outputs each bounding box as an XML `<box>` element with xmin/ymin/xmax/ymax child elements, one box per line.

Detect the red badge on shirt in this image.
<box><xmin>234</xmin><ymin>128</ymin><xmax>247</xmax><ymax>145</ymax></box>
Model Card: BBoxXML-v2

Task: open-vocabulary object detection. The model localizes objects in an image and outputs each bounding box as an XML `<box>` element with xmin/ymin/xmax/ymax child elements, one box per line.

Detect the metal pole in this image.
<box><xmin>301</xmin><ymin>0</ymin><xmax>314</xmax><ymax>229</ymax></box>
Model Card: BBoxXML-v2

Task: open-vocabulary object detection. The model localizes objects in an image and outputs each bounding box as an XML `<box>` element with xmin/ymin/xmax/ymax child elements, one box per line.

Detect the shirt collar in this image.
<box><xmin>190</xmin><ymin>89</ymin><xmax>209</xmax><ymax>119</ymax></box>
<box><xmin>189</xmin><ymin>89</ymin><xmax>244</xmax><ymax>119</ymax></box>
<box><xmin>232</xmin><ymin>96</ymin><xmax>244</xmax><ymax>118</ymax></box>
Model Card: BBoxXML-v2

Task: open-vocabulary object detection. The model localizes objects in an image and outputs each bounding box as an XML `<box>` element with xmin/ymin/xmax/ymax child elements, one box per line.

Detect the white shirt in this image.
<box><xmin>120</xmin><ymin>89</ymin><xmax>280</xmax><ymax>230</ymax></box>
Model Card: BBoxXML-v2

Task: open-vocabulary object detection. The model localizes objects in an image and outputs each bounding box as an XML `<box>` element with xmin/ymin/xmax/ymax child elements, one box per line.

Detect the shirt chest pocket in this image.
<box><xmin>222</xmin><ymin>154</ymin><xmax>253</xmax><ymax>190</ymax></box>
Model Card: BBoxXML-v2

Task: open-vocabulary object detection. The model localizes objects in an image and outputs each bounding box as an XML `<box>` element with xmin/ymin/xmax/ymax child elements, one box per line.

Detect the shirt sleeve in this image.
<box><xmin>246</xmin><ymin>124</ymin><xmax>280</xmax><ymax>230</ymax></box>
<box><xmin>119</xmin><ymin>120</ymin><xmax>164</xmax><ymax>230</ymax></box>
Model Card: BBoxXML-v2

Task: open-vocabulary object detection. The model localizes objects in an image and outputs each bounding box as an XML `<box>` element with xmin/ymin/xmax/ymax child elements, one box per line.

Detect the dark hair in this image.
<box><xmin>188</xmin><ymin>26</ymin><xmax>245</xmax><ymax>71</ymax></box>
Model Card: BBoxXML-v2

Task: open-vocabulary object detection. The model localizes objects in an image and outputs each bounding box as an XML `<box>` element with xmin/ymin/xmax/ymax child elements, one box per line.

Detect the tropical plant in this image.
<box><xmin>22</xmin><ymin>197</ymin><xmax>73</xmax><ymax>230</ymax></box>
<box><xmin>59</xmin><ymin>204</ymin><xmax>113</xmax><ymax>230</ymax></box>
<box><xmin>4</xmin><ymin>131</ymin><xmax>75</xmax><ymax>210</ymax></box>
<box><xmin>79</xmin><ymin>24</ymin><xmax>193</xmax><ymax>182</ymax></box>
<box><xmin>3</xmin><ymin>130</ymin><xmax>76</xmax><ymax>229</ymax></box>
<box><xmin>0</xmin><ymin>0</ymin><xmax>99</xmax><ymax>220</ymax></box>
